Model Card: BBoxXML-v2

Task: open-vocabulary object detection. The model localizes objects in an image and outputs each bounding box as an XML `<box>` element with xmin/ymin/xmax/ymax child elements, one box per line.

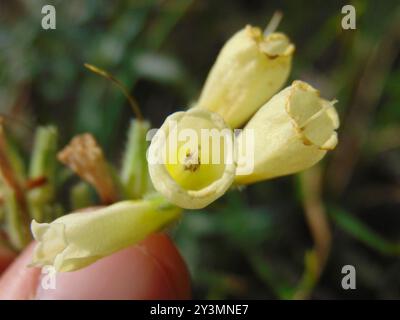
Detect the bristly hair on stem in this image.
<box><xmin>84</xmin><ymin>63</ymin><xmax>144</xmax><ymax>121</ymax></box>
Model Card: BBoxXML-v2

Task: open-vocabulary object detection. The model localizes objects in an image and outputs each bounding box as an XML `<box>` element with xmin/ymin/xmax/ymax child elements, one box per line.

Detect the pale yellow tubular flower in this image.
<box><xmin>148</xmin><ymin>108</ymin><xmax>236</xmax><ymax>209</ymax></box>
<box><xmin>31</xmin><ymin>197</ymin><xmax>182</xmax><ymax>272</ymax></box>
<box><xmin>197</xmin><ymin>25</ymin><xmax>295</xmax><ymax>128</ymax></box>
<box><xmin>235</xmin><ymin>80</ymin><xmax>339</xmax><ymax>185</ymax></box>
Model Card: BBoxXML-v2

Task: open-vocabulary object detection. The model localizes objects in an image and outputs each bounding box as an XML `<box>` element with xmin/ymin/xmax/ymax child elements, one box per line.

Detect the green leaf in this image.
<box><xmin>329</xmin><ymin>206</ymin><xmax>400</xmax><ymax>256</ymax></box>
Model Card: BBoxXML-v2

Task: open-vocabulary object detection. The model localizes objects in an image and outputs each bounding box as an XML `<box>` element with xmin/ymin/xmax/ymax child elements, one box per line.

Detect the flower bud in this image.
<box><xmin>197</xmin><ymin>25</ymin><xmax>295</xmax><ymax>128</ymax></box>
<box><xmin>148</xmin><ymin>108</ymin><xmax>236</xmax><ymax>209</ymax></box>
<box><xmin>235</xmin><ymin>80</ymin><xmax>339</xmax><ymax>184</ymax></box>
<box><xmin>30</xmin><ymin>198</ymin><xmax>182</xmax><ymax>272</ymax></box>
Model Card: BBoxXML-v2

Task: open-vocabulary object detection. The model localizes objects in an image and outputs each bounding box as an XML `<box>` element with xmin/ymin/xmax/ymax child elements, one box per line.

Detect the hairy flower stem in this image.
<box><xmin>27</xmin><ymin>126</ymin><xmax>58</xmax><ymax>222</ymax></box>
<box><xmin>121</xmin><ymin>119</ymin><xmax>152</xmax><ymax>199</ymax></box>
<box><xmin>0</xmin><ymin>120</ymin><xmax>31</xmax><ymax>250</ymax></box>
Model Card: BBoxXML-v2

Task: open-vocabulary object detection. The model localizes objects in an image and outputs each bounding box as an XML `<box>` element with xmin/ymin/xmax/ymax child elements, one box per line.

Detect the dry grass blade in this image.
<box><xmin>84</xmin><ymin>63</ymin><xmax>144</xmax><ymax>121</ymax></box>
<box><xmin>294</xmin><ymin>166</ymin><xmax>331</xmax><ymax>299</ymax></box>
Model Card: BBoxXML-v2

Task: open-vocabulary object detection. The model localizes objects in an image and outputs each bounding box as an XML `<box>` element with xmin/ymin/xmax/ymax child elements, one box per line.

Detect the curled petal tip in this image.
<box><xmin>236</xmin><ymin>80</ymin><xmax>339</xmax><ymax>184</ymax></box>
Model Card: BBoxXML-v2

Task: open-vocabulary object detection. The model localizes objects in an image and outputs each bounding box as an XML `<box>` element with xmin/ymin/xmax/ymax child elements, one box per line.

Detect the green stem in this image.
<box><xmin>120</xmin><ymin>119</ymin><xmax>153</xmax><ymax>199</ymax></box>
<box><xmin>70</xmin><ymin>182</ymin><xmax>94</xmax><ymax>211</ymax></box>
<box><xmin>0</xmin><ymin>124</ymin><xmax>31</xmax><ymax>250</ymax></box>
<box><xmin>329</xmin><ymin>206</ymin><xmax>400</xmax><ymax>256</ymax></box>
<box><xmin>1</xmin><ymin>186</ymin><xmax>30</xmax><ymax>250</ymax></box>
<box><xmin>27</xmin><ymin>126</ymin><xmax>58</xmax><ymax>222</ymax></box>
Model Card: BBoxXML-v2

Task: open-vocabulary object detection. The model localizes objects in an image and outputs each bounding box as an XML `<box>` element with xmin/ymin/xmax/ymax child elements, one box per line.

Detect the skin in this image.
<box><xmin>0</xmin><ymin>245</ymin><xmax>17</xmax><ymax>274</ymax></box>
<box><xmin>0</xmin><ymin>233</ymin><xmax>191</xmax><ymax>300</ymax></box>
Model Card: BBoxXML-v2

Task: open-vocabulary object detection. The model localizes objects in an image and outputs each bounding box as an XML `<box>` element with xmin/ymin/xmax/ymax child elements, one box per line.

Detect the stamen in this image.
<box><xmin>264</xmin><ymin>10</ymin><xmax>283</xmax><ymax>36</ymax></box>
<box><xmin>183</xmin><ymin>151</ymin><xmax>201</xmax><ymax>172</ymax></box>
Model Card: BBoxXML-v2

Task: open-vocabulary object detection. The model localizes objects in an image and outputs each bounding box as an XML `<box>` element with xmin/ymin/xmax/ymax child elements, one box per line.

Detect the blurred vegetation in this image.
<box><xmin>0</xmin><ymin>0</ymin><xmax>400</xmax><ymax>299</ymax></box>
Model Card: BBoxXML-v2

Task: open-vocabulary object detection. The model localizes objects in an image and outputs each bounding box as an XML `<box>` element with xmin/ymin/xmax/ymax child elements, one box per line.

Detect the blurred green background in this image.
<box><xmin>1</xmin><ymin>0</ymin><xmax>399</xmax><ymax>299</ymax></box>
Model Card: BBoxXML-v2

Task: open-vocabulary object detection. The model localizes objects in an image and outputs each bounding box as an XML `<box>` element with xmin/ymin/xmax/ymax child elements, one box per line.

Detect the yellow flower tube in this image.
<box><xmin>236</xmin><ymin>80</ymin><xmax>339</xmax><ymax>184</ymax></box>
<box><xmin>31</xmin><ymin>198</ymin><xmax>182</xmax><ymax>272</ymax></box>
<box><xmin>197</xmin><ymin>25</ymin><xmax>295</xmax><ymax>128</ymax></box>
<box><xmin>148</xmin><ymin>108</ymin><xmax>236</xmax><ymax>209</ymax></box>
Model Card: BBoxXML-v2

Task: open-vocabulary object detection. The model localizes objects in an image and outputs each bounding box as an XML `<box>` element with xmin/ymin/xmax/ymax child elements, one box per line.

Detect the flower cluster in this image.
<box><xmin>148</xmin><ymin>25</ymin><xmax>338</xmax><ymax>208</ymax></box>
<box><xmin>31</xmin><ymin>23</ymin><xmax>339</xmax><ymax>272</ymax></box>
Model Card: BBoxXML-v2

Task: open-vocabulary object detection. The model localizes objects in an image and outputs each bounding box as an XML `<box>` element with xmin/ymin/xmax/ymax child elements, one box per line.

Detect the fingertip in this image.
<box><xmin>35</xmin><ymin>233</ymin><xmax>191</xmax><ymax>300</ymax></box>
<box><xmin>138</xmin><ymin>233</ymin><xmax>191</xmax><ymax>299</ymax></box>
<box><xmin>0</xmin><ymin>242</ymin><xmax>41</xmax><ymax>300</ymax></box>
<box><xmin>0</xmin><ymin>246</ymin><xmax>17</xmax><ymax>274</ymax></box>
